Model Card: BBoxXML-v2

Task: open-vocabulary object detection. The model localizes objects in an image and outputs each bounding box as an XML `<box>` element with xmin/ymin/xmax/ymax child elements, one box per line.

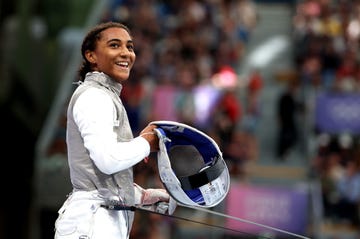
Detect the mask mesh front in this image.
<box><xmin>168</xmin><ymin>145</ymin><xmax>205</xmax><ymax>177</ymax></box>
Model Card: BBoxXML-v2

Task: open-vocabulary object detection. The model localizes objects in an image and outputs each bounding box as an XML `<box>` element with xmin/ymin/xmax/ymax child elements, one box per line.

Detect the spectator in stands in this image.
<box><xmin>319</xmin><ymin>36</ymin><xmax>341</xmax><ymax>90</ymax></box>
<box><xmin>334</xmin><ymin>50</ymin><xmax>358</xmax><ymax>92</ymax></box>
<box><xmin>243</xmin><ymin>68</ymin><xmax>263</xmax><ymax>133</ymax></box>
<box><xmin>174</xmin><ymin>63</ymin><xmax>197</xmax><ymax>126</ymax></box>
<box><xmin>321</xmin><ymin>151</ymin><xmax>346</xmax><ymax>219</ymax></box>
<box><xmin>121</xmin><ymin>75</ymin><xmax>145</xmax><ymax>135</ymax></box>
<box><xmin>334</xmin><ymin>159</ymin><xmax>360</xmax><ymax>226</ymax></box>
<box><xmin>211</xmin><ymin>65</ymin><xmax>242</xmax><ymax>149</ymax></box>
<box><xmin>276</xmin><ymin>80</ymin><xmax>300</xmax><ymax>161</ymax></box>
<box><xmin>54</xmin><ymin>22</ymin><xmax>171</xmax><ymax>239</ymax></box>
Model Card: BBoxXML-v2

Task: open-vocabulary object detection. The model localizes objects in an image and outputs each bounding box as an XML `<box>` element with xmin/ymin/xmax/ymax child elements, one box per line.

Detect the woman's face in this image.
<box><xmin>86</xmin><ymin>27</ymin><xmax>136</xmax><ymax>82</ymax></box>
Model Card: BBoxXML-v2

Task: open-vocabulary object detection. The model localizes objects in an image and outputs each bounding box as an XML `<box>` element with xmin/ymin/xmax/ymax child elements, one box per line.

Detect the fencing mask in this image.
<box><xmin>150</xmin><ymin>121</ymin><xmax>230</xmax><ymax>208</ymax></box>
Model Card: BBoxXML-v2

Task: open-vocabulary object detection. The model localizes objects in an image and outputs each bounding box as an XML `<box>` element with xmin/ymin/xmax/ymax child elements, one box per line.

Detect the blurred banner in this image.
<box><xmin>225</xmin><ymin>183</ymin><xmax>309</xmax><ymax>236</ymax></box>
<box><xmin>315</xmin><ymin>93</ymin><xmax>360</xmax><ymax>134</ymax></box>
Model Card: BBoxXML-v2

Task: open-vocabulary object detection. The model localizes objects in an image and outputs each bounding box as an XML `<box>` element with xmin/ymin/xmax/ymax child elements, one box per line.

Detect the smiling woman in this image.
<box><xmin>53</xmin><ymin>21</ymin><xmax>172</xmax><ymax>239</ymax></box>
<box><xmin>78</xmin><ymin>22</ymin><xmax>135</xmax><ymax>83</ymax></box>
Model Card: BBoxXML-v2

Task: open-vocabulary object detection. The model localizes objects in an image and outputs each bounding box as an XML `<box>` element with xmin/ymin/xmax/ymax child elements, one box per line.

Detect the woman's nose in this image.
<box><xmin>119</xmin><ymin>46</ymin><xmax>130</xmax><ymax>56</ymax></box>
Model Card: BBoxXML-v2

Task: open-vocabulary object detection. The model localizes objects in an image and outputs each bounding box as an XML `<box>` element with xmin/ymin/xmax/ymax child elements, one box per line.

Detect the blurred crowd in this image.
<box><xmin>292</xmin><ymin>0</ymin><xmax>360</xmax><ymax>228</ymax></box>
<box><xmin>293</xmin><ymin>0</ymin><xmax>360</xmax><ymax>92</ymax></box>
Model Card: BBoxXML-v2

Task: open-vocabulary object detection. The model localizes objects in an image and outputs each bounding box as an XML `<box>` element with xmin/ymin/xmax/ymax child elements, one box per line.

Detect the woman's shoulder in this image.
<box><xmin>71</xmin><ymin>86</ymin><xmax>113</xmax><ymax>111</ymax></box>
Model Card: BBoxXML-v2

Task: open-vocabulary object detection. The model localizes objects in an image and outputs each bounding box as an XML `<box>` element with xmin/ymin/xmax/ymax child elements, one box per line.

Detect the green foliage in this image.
<box><xmin>39</xmin><ymin>0</ymin><xmax>94</xmax><ymax>38</ymax></box>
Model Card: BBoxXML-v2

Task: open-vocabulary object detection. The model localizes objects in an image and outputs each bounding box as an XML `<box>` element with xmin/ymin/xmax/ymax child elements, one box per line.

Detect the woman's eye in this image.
<box><xmin>110</xmin><ymin>43</ymin><xmax>119</xmax><ymax>48</ymax></box>
<box><xmin>127</xmin><ymin>45</ymin><xmax>134</xmax><ymax>51</ymax></box>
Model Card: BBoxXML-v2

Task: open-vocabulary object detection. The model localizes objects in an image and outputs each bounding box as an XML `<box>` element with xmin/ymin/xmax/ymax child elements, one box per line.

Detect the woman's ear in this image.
<box><xmin>85</xmin><ymin>50</ymin><xmax>96</xmax><ymax>64</ymax></box>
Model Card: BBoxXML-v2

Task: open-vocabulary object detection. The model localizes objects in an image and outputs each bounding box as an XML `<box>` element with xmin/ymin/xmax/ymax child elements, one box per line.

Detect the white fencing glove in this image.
<box><xmin>134</xmin><ymin>183</ymin><xmax>169</xmax><ymax>205</ymax></box>
<box><xmin>134</xmin><ymin>183</ymin><xmax>177</xmax><ymax>215</ymax></box>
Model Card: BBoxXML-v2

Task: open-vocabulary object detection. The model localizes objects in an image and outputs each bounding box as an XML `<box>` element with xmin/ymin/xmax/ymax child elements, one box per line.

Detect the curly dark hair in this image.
<box><xmin>78</xmin><ymin>21</ymin><xmax>132</xmax><ymax>81</ymax></box>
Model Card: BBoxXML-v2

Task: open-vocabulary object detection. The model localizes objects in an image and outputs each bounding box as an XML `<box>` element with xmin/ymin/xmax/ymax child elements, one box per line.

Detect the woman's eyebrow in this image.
<box><xmin>106</xmin><ymin>38</ymin><xmax>133</xmax><ymax>44</ymax></box>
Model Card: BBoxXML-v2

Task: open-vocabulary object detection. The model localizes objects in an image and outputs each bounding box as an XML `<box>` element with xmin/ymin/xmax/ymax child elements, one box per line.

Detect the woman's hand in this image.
<box><xmin>140</xmin><ymin>124</ymin><xmax>159</xmax><ymax>152</ymax></box>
